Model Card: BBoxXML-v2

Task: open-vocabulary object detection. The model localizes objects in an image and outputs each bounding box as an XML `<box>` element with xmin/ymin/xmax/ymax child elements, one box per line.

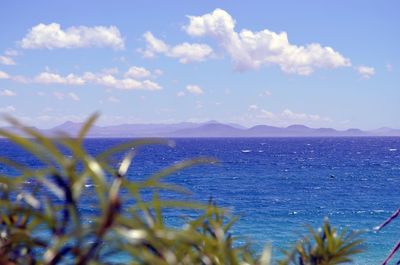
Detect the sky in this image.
<box><xmin>0</xmin><ymin>1</ymin><xmax>399</xmax><ymax>130</ymax></box>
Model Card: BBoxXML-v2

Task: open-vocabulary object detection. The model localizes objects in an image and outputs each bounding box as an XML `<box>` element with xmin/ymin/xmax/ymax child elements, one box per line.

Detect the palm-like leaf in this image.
<box><xmin>279</xmin><ymin>219</ymin><xmax>364</xmax><ymax>265</ymax></box>
<box><xmin>0</xmin><ymin>115</ymin><xmax>364</xmax><ymax>265</ymax></box>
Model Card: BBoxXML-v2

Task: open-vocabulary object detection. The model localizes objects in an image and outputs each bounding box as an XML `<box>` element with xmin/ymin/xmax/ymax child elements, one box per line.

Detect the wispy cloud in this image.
<box><xmin>259</xmin><ymin>90</ymin><xmax>272</xmax><ymax>97</ymax></box>
<box><xmin>140</xmin><ymin>31</ymin><xmax>213</xmax><ymax>63</ymax></box>
<box><xmin>7</xmin><ymin>68</ymin><xmax>163</xmax><ymax>91</ymax></box>
<box><xmin>68</xmin><ymin>92</ymin><xmax>80</xmax><ymax>101</ymax></box>
<box><xmin>0</xmin><ymin>105</ymin><xmax>16</xmax><ymax>113</ymax></box>
<box><xmin>53</xmin><ymin>92</ymin><xmax>80</xmax><ymax>101</ymax></box>
<box><xmin>53</xmin><ymin>91</ymin><xmax>65</xmax><ymax>100</ymax></box>
<box><xmin>0</xmin><ymin>70</ymin><xmax>10</xmax><ymax>79</ymax></box>
<box><xmin>0</xmin><ymin>49</ymin><xmax>18</xmax><ymax>65</ymax></box>
<box><xmin>0</xmin><ymin>89</ymin><xmax>16</xmax><ymax>96</ymax></box>
<box><xmin>124</xmin><ymin>66</ymin><xmax>151</xmax><ymax>79</ymax></box>
<box><xmin>83</xmin><ymin>72</ymin><xmax>162</xmax><ymax>90</ymax></box>
<box><xmin>186</xmin><ymin>84</ymin><xmax>204</xmax><ymax>95</ymax></box>
<box><xmin>20</xmin><ymin>23</ymin><xmax>125</xmax><ymax>50</ymax></box>
<box><xmin>176</xmin><ymin>91</ymin><xmax>185</xmax><ymax>97</ymax></box>
<box><xmin>35</xmin><ymin>72</ymin><xmax>85</xmax><ymax>85</ymax></box>
<box><xmin>0</xmin><ymin>56</ymin><xmax>15</xmax><ymax>65</ymax></box>
<box><xmin>355</xmin><ymin>65</ymin><xmax>375</xmax><ymax>79</ymax></box>
<box><xmin>248</xmin><ymin>104</ymin><xmax>259</xmax><ymax>110</ymax></box>
<box><xmin>107</xmin><ymin>96</ymin><xmax>120</xmax><ymax>103</ymax></box>
<box><xmin>243</xmin><ymin>106</ymin><xmax>332</xmax><ymax>126</ymax></box>
<box><xmin>124</xmin><ymin>66</ymin><xmax>162</xmax><ymax>79</ymax></box>
<box><xmin>4</xmin><ymin>49</ymin><xmax>19</xmax><ymax>57</ymax></box>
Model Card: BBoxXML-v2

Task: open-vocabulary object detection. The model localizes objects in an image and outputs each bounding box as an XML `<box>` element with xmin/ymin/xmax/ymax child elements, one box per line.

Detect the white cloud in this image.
<box><xmin>5</xmin><ymin>49</ymin><xmax>19</xmax><ymax>56</ymax></box>
<box><xmin>259</xmin><ymin>109</ymin><xmax>276</xmax><ymax>120</ymax></box>
<box><xmin>259</xmin><ymin>90</ymin><xmax>272</xmax><ymax>97</ymax></box>
<box><xmin>101</xmin><ymin>67</ymin><xmax>119</xmax><ymax>75</ymax></box>
<box><xmin>141</xmin><ymin>32</ymin><xmax>169</xmax><ymax>57</ymax></box>
<box><xmin>0</xmin><ymin>89</ymin><xmax>16</xmax><ymax>96</ymax></box>
<box><xmin>280</xmin><ymin>108</ymin><xmax>326</xmax><ymax>122</ymax></box>
<box><xmin>11</xmin><ymin>75</ymin><xmax>29</xmax><ymax>83</ymax></box>
<box><xmin>245</xmin><ymin>107</ymin><xmax>332</xmax><ymax>126</ymax></box>
<box><xmin>35</xmin><ymin>72</ymin><xmax>86</xmax><ymax>85</ymax></box>
<box><xmin>186</xmin><ymin>84</ymin><xmax>204</xmax><ymax>95</ymax></box>
<box><xmin>154</xmin><ymin>69</ymin><xmax>163</xmax><ymax>76</ymax></box>
<box><xmin>141</xmin><ymin>80</ymin><xmax>162</xmax><ymax>90</ymax></box>
<box><xmin>21</xmin><ymin>23</ymin><xmax>124</xmax><ymax>50</ymax></box>
<box><xmin>68</xmin><ymin>92</ymin><xmax>80</xmax><ymax>101</ymax></box>
<box><xmin>0</xmin><ymin>56</ymin><xmax>15</xmax><ymax>65</ymax></box>
<box><xmin>185</xmin><ymin>9</ymin><xmax>351</xmax><ymax>74</ymax></box>
<box><xmin>108</xmin><ymin>96</ymin><xmax>120</xmax><ymax>103</ymax></box>
<box><xmin>0</xmin><ymin>70</ymin><xmax>10</xmax><ymax>79</ymax></box>
<box><xmin>141</xmin><ymin>31</ymin><xmax>213</xmax><ymax>63</ymax></box>
<box><xmin>124</xmin><ymin>66</ymin><xmax>151</xmax><ymax>79</ymax></box>
<box><xmin>355</xmin><ymin>65</ymin><xmax>375</xmax><ymax>79</ymax></box>
<box><xmin>176</xmin><ymin>91</ymin><xmax>185</xmax><ymax>97</ymax></box>
<box><xmin>82</xmin><ymin>72</ymin><xmax>162</xmax><ymax>90</ymax></box>
<box><xmin>11</xmin><ymin>69</ymin><xmax>162</xmax><ymax>91</ymax></box>
<box><xmin>53</xmin><ymin>92</ymin><xmax>65</xmax><ymax>100</ymax></box>
<box><xmin>0</xmin><ymin>49</ymin><xmax>18</xmax><ymax>65</ymax></box>
<box><xmin>0</xmin><ymin>105</ymin><xmax>16</xmax><ymax>113</ymax></box>
<box><xmin>52</xmin><ymin>92</ymin><xmax>80</xmax><ymax>101</ymax></box>
<box><xmin>248</xmin><ymin>104</ymin><xmax>259</xmax><ymax>110</ymax></box>
<box><xmin>386</xmin><ymin>63</ymin><xmax>393</xmax><ymax>72</ymax></box>
<box><xmin>168</xmin><ymin>42</ymin><xmax>213</xmax><ymax>63</ymax></box>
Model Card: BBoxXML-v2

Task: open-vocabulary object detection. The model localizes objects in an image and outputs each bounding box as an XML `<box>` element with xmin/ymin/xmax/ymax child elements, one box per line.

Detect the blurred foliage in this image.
<box><xmin>0</xmin><ymin>114</ymin><xmax>363</xmax><ymax>264</ymax></box>
<box><xmin>278</xmin><ymin>219</ymin><xmax>364</xmax><ymax>265</ymax></box>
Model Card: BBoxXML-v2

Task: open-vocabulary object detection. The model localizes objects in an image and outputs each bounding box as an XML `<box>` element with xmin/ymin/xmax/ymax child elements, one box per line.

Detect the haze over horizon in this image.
<box><xmin>15</xmin><ymin>118</ymin><xmax>400</xmax><ymax>131</ymax></box>
<box><xmin>3</xmin><ymin>118</ymin><xmax>399</xmax><ymax>138</ymax></box>
<box><xmin>1</xmin><ymin>1</ymin><xmax>399</xmax><ymax>130</ymax></box>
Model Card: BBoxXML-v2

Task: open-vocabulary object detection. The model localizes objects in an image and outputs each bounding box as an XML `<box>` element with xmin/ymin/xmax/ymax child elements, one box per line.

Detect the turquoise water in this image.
<box><xmin>1</xmin><ymin>137</ymin><xmax>400</xmax><ymax>264</ymax></box>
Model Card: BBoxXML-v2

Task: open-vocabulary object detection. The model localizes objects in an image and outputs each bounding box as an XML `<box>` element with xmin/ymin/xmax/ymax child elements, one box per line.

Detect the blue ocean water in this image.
<box><xmin>1</xmin><ymin>137</ymin><xmax>400</xmax><ymax>264</ymax></box>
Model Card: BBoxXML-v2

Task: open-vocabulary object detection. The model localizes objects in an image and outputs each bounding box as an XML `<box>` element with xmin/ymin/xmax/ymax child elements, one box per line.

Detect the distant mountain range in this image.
<box><xmin>1</xmin><ymin>121</ymin><xmax>400</xmax><ymax>138</ymax></box>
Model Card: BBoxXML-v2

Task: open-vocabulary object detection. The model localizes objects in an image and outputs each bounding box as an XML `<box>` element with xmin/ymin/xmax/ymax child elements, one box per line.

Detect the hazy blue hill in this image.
<box><xmin>284</xmin><ymin>124</ymin><xmax>313</xmax><ymax>135</ymax></box>
<box><xmin>204</xmin><ymin>120</ymin><xmax>246</xmax><ymax>129</ymax></box>
<box><xmin>314</xmin><ymin>128</ymin><xmax>339</xmax><ymax>136</ymax></box>
<box><xmin>286</xmin><ymin>124</ymin><xmax>311</xmax><ymax>130</ymax></box>
<box><xmin>343</xmin><ymin>128</ymin><xmax>368</xmax><ymax>136</ymax></box>
<box><xmin>167</xmin><ymin>123</ymin><xmax>244</xmax><ymax>137</ymax></box>
<box><xmin>246</xmin><ymin>125</ymin><xmax>284</xmax><ymax>136</ymax></box>
<box><xmin>369</xmin><ymin>127</ymin><xmax>400</xmax><ymax>136</ymax></box>
<box><xmin>47</xmin><ymin>121</ymin><xmax>101</xmax><ymax>135</ymax></box>
<box><xmin>92</xmin><ymin>122</ymin><xmax>201</xmax><ymax>137</ymax></box>
<box><xmin>2</xmin><ymin>121</ymin><xmax>400</xmax><ymax>138</ymax></box>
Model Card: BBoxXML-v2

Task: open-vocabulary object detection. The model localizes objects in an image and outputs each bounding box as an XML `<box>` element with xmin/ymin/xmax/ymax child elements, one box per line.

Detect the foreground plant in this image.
<box><xmin>0</xmin><ymin>114</ymin><xmax>363</xmax><ymax>264</ymax></box>
<box><xmin>278</xmin><ymin>219</ymin><xmax>364</xmax><ymax>265</ymax></box>
<box><xmin>0</xmin><ymin>114</ymin><xmax>272</xmax><ymax>264</ymax></box>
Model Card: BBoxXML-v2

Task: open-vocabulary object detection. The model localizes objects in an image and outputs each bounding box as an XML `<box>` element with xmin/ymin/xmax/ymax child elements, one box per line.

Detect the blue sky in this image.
<box><xmin>0</xmin><ymin>1</ymin><xmax>399</xmax><ymax>129</ymax></box>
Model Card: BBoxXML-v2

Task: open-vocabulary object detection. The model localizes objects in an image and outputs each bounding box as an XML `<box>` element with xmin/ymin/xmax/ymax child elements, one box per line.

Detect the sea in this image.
<box><xmin>1</xmin><ymin>137</ymin><xmax>400</xmax><ymax>264</ymax></box>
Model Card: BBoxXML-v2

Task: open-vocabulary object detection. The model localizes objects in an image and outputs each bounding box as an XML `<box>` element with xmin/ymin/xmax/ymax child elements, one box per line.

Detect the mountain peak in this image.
<box><xmin>61</xmin><ymin>121</ymin><xmax>80</xmax><ymax>126</ymax></box>
<box><xmin>286</xmin><ymin>124</ymin><xmax>310</xmax><ymax>130</ymax></box>
<box><xmin>204</xmin><ymin>120</ymin><xmax>221</xmax><ymax>125</ymax></box>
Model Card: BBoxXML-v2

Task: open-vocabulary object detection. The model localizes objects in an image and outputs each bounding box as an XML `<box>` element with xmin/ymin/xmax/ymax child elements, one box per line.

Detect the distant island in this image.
<box><xmin>2</xmin><ymin>120</ymin><xmax>400</xmax><ymax>138</ymax></box>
